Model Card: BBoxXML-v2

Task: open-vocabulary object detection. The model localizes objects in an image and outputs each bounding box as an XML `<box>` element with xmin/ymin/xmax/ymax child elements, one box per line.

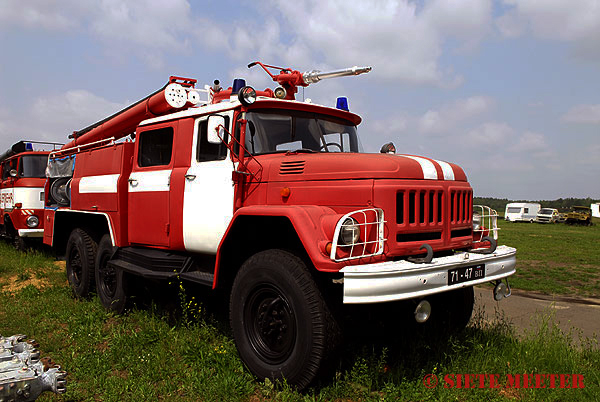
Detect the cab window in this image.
<box><xmin>197</xmin><ymin>118</ymin><xmax>229</xmax><ymax>162</ymax></box>
<box><xmin>138</xmin><ymin>127</ymin><xmax>174</xmax><ymax>167</ymax></box>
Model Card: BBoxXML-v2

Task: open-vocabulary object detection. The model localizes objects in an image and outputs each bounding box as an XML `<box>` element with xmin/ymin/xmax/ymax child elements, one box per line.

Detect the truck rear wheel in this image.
<box><xmin>66</xmin><ymin>228</ymin><xmax>97</xmax><ymax>298</ymax></box>
<box><xmin>230</xmin><ymin>249</ymin><xmax>339</xmax><ymax>390</ymax></box>
<box><xmin>95</xmin><ymin>234</ymin><xmax>128</xmax><ymax>313</ymax></box>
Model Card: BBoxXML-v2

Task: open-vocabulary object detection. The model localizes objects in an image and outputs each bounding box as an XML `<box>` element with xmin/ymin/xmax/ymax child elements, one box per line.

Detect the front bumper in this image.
<box><xmin>341</xmin><ymin>245</ymin><xmax>516</xmax><ymax>303</ymax></box>
<box><xmin>18</xmin><ymin>229</ymin><xmax>44</xmax><ymax>238</ymax></box>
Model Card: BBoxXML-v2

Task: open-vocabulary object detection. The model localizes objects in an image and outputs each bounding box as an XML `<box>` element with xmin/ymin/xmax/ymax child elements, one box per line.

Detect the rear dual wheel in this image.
<box><xmin>66</xmin><ymin>228</ymin><xmax>97</xmax><ymax>297</ymax></box>
<box><xmin>95</xmin><ymin>234</ymin><xmax>128</xmax><ymax>313</ymax></box>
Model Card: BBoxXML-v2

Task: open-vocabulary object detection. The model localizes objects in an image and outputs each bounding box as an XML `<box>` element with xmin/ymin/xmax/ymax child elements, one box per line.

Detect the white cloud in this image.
<box><xmin>418</xmin><ymin>96</ymin><xmax>494</xmax><ymax>134</ymax></box>
<box><xmin>509</xmin><ymin>130</ymin><xmax>549</xmax><ymax>154</ymax></box>
<box><xmin>465</xmin><ymin>122</ymin><xmax>514</xmax><ymax>146</ymax></box>
<box><xmin>28</xmin><ymin>90</ymin><xmax>127</xmax><ymax>141</ymax></box>
<box><xmin>562</xmin><ymin>104</ymin><xmax>600</xmax><ymax>124</ymax></box>
<box><xmin>268</xmin><ymin>0</ymin><xmax>493</xmax><ymax>85</ymax></box>
<box><xmin>0</xmin><ymin>0</ymin><xmax>84</xmax><ymax>31</ymax></box>
<box><xmin>497</xmin><ymin>0</ymin><xmax>600</xmax><ymax>60</ymax></box>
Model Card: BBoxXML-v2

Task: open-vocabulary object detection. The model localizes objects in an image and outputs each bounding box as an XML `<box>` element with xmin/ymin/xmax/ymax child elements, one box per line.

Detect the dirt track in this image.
<box><xmin>475</xmin><ymin>287</ymin><xmax>600</xmax><ymax>343</ymax></box>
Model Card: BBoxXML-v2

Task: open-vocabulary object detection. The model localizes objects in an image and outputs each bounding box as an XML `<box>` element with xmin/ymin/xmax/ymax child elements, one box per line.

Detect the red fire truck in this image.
<box><xmin>1</xmin><ymin>141</ymin><xmax>62</xmax><ymax>248</ymax></box>
<box><xmin>44</xmin><ymin>63</ymin><xmax>516</xmax><ymax>388</ymax></box>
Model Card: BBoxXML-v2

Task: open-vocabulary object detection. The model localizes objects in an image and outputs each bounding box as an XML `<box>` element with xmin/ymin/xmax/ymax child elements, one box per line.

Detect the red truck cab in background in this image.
<box><xmin>43</xmin><ymin>64</ymin><xmax>516</xmax><ymax>389</ymax></box>
<box><xmin>0</xmin><ymin>141</ymin><xmax>62</xmax><ymax>248</ymax></box>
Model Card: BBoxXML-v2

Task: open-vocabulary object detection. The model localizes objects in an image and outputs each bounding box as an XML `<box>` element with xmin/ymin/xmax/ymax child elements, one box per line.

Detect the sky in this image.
<box><xmin>0</xmin><ymin>0</ymin><xmax>599</xmax><ymax>200</ymax></box>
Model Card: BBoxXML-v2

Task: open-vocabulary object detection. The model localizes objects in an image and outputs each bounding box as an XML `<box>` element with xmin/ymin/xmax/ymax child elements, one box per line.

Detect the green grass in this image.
<box><xmin>497</xmin><ymin>218</ymin><xmax>600</xmax><ymax>298</ymax></box>
<box><xmin>1</xmin><ymin>241</ymin><xmax>599</xmax><ymax>401</ymax></box>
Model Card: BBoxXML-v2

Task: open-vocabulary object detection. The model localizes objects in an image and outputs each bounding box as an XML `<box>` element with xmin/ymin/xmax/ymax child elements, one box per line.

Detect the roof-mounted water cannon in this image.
<box><xmin>247</xmin><ymin>61</ymin><xmax>372</xmax><ymax>100</ymax></box>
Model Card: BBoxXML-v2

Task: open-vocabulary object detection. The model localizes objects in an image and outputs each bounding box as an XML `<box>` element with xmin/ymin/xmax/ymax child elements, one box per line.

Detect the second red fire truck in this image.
<box><xmin>43</xmin><ymin>63</ymin><xmax>516</xmax><ymax>388</ymax></box>
<box><xmin>1</xmin><ymin>141</ymin><xmax>62</xmax><ymax>249</ymax></box>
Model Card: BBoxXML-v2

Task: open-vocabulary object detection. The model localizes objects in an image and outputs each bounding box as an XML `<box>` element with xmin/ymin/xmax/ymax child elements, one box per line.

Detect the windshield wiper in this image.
<box><xmin>286</xmin><ymin>148</ymin><xmax>317</xmax><ymax>155</ymax></box>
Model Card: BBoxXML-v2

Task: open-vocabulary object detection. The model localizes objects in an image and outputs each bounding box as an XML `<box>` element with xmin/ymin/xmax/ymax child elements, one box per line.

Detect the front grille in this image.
<box><xmin>450</xmin><ymin>189</ymin><xmax>472</xmax><ymax>224</ymax></box>
<box><xmin>396</xmin><ymin>190</ymin><xmax>443</xmax><ymax>225</ymax></box>
<box><xmin>279</xmin><ymin>160</ymin><xmax>305</xmax><ymax>175</ymax></box>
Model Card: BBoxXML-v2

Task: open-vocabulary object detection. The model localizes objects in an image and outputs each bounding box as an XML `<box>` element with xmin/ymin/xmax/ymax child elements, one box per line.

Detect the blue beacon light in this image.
<box><xmin>336</xmin><ymin>97</ymin><xmax>349</xmax><ymax>111</ymax></box>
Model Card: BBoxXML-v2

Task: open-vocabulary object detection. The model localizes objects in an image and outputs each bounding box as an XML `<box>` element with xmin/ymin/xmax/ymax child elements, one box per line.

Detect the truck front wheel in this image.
<box><xmin>65</xmin><ymin>228</ymin><xmax>97</xmax><ymax>298</ymax></box>
<box><xmin>230</xmin><ymin>249</ymin><xmax>339</xmax><ymax>390</ymax></box>
<box><xmin>95</xmin><ymin>234</ymin><xmax>128</xmax><ymax>313</ymax></box>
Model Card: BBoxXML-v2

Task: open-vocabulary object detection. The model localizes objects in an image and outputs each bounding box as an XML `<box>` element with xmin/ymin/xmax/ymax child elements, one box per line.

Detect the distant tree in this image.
<box><xmin>474</xmin><ymin>196</ymin><xmax>600</xmax><ymax>215</ymax></box>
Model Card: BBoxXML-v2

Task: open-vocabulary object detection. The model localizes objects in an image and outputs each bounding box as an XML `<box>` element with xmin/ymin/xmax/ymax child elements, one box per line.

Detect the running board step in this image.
<box><xmin>107</xmin><ymin>247</ymin><xmax>215</xmax><ymax>287</ymax></box>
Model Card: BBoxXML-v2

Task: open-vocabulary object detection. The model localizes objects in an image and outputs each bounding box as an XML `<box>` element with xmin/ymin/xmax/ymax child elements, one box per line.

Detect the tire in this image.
<box><xmin>65</xmin><ymin>228</ymin><xmax>97</xmax><ymax>298</ymax></box>
<box><xmin>230</xmin><ymin>249</ymin><xmax>340</xmax><ymax>390</ymax></box>
<box><xmin>427</xmin><ymin>286</ymin><xmax>474</xmax><ymax>333</ymax></box>
<box><xmin>14</xmin><ymin>236</ymin><xmax>28</xmax><ymax>251</ymax></box>
<box><xmin>95</xmin><ymin>234</ymin><xmax>128</xmax><ymax>313</ymax></box>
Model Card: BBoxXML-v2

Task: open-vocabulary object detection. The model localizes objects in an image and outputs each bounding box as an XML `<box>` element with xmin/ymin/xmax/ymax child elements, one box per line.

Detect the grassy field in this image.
<box><xmin>0</xmin><ymin>222</ymin><xmax>599</xmax><ymax>401</ymax></box>
<box><xmin>497</xmin><ymin>218</ymin><xmax>600</xmax><ymax>298</ymax></box>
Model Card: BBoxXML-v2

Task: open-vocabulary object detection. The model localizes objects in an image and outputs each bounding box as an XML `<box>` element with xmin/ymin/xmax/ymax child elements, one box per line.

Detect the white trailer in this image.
<box><xmin>592</xmin><ymin>203</ymin><xmax>600</xmax><ymax>218</ymax></box>
<box><xmin>504</xmin><ymin>202</ymin><xmax>541</xmax><ymax>222</ymax></box>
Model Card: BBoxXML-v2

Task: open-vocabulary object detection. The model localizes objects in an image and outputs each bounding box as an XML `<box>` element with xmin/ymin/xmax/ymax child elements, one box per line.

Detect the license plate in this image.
<box><xmin>448</xmin><ymin>264</ymin><xmax>485</xmax><ymax>285</ymax></box>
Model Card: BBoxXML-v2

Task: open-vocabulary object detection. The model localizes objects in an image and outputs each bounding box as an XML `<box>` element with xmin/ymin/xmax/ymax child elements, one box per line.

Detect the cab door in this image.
<box><xmin>128</xmin><ymin>122</ymin><xmax>176</xmax><ymax>247</ymax></box>
<box><xmin>182</xmin><ymin>114</ymin><xmax>235</xmax><ymax>253</ymax></box>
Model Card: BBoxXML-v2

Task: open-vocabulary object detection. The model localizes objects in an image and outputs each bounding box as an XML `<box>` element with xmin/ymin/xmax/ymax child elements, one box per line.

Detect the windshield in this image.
<box><xmin>539</xmin><ymin>209</ymin><xmax>554</xmax><ymax>214</ymax></box>
<box><xmin>243</xmin><ymin>110</ymin><xmax>361</xmax><ymax>155</ymax></box>
<box><xmin>19</xmin><ymin>155</ymin><xmax>48</xmax><ymax>178</ymax></box>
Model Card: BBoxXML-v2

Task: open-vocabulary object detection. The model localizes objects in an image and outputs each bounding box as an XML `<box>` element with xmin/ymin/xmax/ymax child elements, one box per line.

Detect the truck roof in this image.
<box><xmin>139</xmin><ymin>97</ymin><xmax>362</xmax><ymax>127</ymax></box>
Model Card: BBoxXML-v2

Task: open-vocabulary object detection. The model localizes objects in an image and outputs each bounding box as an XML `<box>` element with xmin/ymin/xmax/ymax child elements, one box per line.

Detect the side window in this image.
<box><xmin>524</xmin><ymin>208</ymin><xmax>529</xmax><ymax>213</ymax></box>
<box><xmin>138</xmin><ymin>127</ymin><xmax>174</xmax><ymax>167</ymax></box>
<box><xmin>197</xmin><ymin>117</ymin><xmax>229</xmax><ymax>162</ymax></box>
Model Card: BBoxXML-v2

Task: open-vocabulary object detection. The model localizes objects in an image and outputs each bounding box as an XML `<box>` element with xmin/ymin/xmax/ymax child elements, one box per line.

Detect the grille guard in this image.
<box><xmin>330</xmin><ymin>208</ymin><xmax>386</xmax><ymax>262</ymax></box>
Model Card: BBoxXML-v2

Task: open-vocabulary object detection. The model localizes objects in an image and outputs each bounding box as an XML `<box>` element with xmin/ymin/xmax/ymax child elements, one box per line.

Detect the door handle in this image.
<box><xmin>128</xmin><ymin>178</ymin><xmax>138</xmax><ymax>185</ymax></box>
<box><xmin>185</xmin><ymin>174</ymin><xmax>196</xmax><ymax>181</ymax></box>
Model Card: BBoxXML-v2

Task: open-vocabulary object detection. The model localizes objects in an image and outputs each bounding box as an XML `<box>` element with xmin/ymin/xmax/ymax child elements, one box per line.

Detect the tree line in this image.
<box><xmin>473</xmin><ymin>197</ymin><xmax>600</xmax><ymax>214</ymax></box>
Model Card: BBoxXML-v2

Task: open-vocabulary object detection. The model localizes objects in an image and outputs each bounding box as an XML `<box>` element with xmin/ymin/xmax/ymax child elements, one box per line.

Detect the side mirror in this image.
<box><xmin>207</xmin><ymin>115</ymin><xmax>226</xmax><ymax>144</ymax></box>
<box><xmin>380</xmin><ymin>142</ymin><xmax>396</xmax><ymax>154</ymax></box>
<box><xmin>9</xmin><ymin>169</ymin><xmax>17</xmax><ymax>177</ymax></box>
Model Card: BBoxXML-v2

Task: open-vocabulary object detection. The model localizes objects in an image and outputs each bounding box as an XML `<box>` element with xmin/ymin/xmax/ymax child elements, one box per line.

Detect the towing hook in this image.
<box><xmin>470</xmin><ymin>236</ymin><xmax>497</xmax><ymax>254</ymax></box>
<box><xmin>407</xmin><ymin>244</ymin><xmax>433</xmax><ymax>264</ymax></box>
<box><xmin>493</xmin><ymin>278</ymin><xmax>511</xmax><ymax>301</ymax></box>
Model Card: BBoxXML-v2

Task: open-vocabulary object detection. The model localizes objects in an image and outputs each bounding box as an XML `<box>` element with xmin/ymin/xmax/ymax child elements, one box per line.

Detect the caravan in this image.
<box><xmin>504</xmin><ymin>202</ymin><xmax>541</xmax><ymax>222</ymax></box>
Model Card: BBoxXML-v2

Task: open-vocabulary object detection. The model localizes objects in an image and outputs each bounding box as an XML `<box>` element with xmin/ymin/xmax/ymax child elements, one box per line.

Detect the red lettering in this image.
<box><xmin>444</xmin><ymin>374</ymin><xmax>455</xmax><ymax>389</ymax></box>
<box><xmin>478</xmin><ymin>374</ymin><xmax>486</xmax><ymax>388</ymax></box>
<box><xmin>560</xmin><ymin>374</ymin><xmax>571</xmax><ymax>389</ymax></box>
<box><xmin>549</xmin><ymin>374</ymin><xmax>558</xmax><ymax>388</ymax></box>
<box><xmin>523</xmin><ymin>374</ymin><xmax>534</xmax><ymax>389</ymax></box>
<box><xmin>464</xmin><ymin>374</ymin><xmax>477</xmax><ymax>389</ymax></box>
<box><xmin>573</xmin><ymin>374</ymin><xmax>585</xmax><ymax>389</ymax></box>
<box><xmin>505</xmin><ymin>374</ymin><xmax>520</xmax><ymax>388</ymax></box>
<box><xmin>488</xmin><ymin>374</ymin><xmax>500</xmax><ymax>388</ymax></box>
<box><xmin>535</xmin><ymin>374</ymin><xmax>546</xmax><ymax>389</ymax></box>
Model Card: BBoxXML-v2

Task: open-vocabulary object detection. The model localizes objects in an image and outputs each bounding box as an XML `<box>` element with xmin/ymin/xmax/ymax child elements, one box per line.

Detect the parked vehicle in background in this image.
<box><xmin>504</xmin><ymin>202</ymin><xmax>541</xmax><ymax>222</ymax></box>
<box><xmin>536</xmin><ymin>208</ymin><xmax>559</xmax><ymax>223</ymax></box>
<box><xmin>591</xmin><ymin>203</ymin><xmax>600</xmax><ymax>218</ymax></box>
<box><xmin>565</xmin><ymin>206</ymin><xmax>593</xmax><ymax>226</ymax></box>
<box><xmin>0</xmin><ymin>141</ymin><xmax>62</xmax><ymax>248</ymax></box>
<box><xmin>557</xmin><ymin>212</ymin><xmax>567</xmax><ymax>223</ymax></box>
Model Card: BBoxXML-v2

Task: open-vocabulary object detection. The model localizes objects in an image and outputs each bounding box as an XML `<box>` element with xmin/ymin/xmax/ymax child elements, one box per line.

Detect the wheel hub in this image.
<box><xmin>246</xmin><ymin>286</ymin><xmax>296</xmax><ymax>364</ymax></box>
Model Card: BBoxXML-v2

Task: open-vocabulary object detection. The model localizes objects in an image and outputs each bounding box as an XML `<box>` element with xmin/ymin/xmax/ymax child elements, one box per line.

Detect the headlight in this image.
<box><xmin>26</xmin><ymin>215</ymin><xmax>39</xmax><ymax>228</ymax></box>
<box><xmin>339</xmin><ymin>217</ymin><xmax>360</xmax><ymax>245</ymax></box>
<box><xmin>238</xmin><ymin>86</ymin><xmax>256</xmax><ymax>106</ymax></box>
